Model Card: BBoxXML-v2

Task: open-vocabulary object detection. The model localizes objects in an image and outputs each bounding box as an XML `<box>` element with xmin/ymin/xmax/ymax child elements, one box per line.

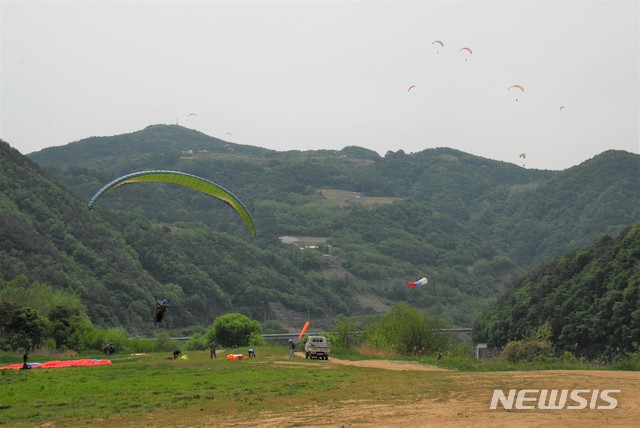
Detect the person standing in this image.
<box><xmin>210</xmin><ymin>340</ymin><xmax>217</xmax><ymax>359</ymax></box>
<box><xmin>21</xmin><ymin>350</ymin><xmax>31</xmax><ymax>370</ymax></box>
<box><xmin>288</xmin><ymin>339</ymin><xmax>296</xmax><ymax>358</ymax></box>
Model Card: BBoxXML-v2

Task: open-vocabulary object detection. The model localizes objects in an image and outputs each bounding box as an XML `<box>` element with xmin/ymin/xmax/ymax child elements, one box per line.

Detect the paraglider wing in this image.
<box><xmin>298</xmin><ymin>320</ymin><xmax>310</xmax><ymax>340</ymax></box>
<box><xmin>188</xmin><ymin>113</ymin><xmax>198</xmax><ymax>117</ymax></box>
<box><xmin>507</xmin><ymin>84</ymin><xmax>525</xmax><ymax>92</ymax></box>
<box><xmin>459</xmin><ymin>47</ymin><xmax>472</xmax><ymax>54</ymax></box>
<box><xmin>432</xmin><ymin>40</ymin><xmax>444</xmax><ymax>47</ymax></box>
<box><xmin>88</xmin><ymin>170</ymin><xmax>256</xmax><ymax>237</ymax></box>
<box><xmin>519</xmin><ymin>153</ymin><xmax>526</xmax><ymax>159</ymax></box>
<box><xmin>408</xmin><ymin>85</ymin><xmax>417</xmax><ymax>93</ymax></box>
<box><xmin>407</xmin><ymin>277</ymin><xmax>428</xmax><ymax>287</ymax></box>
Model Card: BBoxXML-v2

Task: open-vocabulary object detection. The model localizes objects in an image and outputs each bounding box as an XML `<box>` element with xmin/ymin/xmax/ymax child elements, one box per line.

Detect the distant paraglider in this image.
<box><xmin>519</xmin><ymin>153</ymin><xmax>526</xmax><ymax>167</ymax></box>
<box><xmin>459</xmin><ymin>47</ymin><xmax>472</xmax><ymax>61</ymax></box>
<box><xmin>432</xmin><ymin>40</ymin><xmax>444</xmax><ymax>53</ymax></box>
<box><xmin>407</xmin><ymin>277</ymin><xmax>428</xmax><ymax>287</ymax></box>
<box><xmin>408</xmin><ymin>85</ymin><xmax>417</xmax><ymax>93</ymax></box>
<box><xmin>508</xmin><ymin>84</ymin><xmax>525</xmax><ymax>101</ymax></box>
<box><xmin>88</xmin><ymin>170</ymin><xmax>256</xmax><ymax>237</ymax></box>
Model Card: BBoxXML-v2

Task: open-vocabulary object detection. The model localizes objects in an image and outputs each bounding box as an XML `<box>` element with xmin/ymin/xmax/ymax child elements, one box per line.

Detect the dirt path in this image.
<box><xmin>218</xmin><ymin>356</ymin><xmax>639</xmax><ymax>427</ymax></box>
<box><xmin>325</xmin><ymin>355</ymin><xmax>449</xmax><ymax>372</ymax></box>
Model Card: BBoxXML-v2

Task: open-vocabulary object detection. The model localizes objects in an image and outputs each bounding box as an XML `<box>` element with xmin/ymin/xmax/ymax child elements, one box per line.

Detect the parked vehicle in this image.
<box><xmin>304</xmin><ymin>335</ymin><xmax>330</xmax><ymax>360</ymax></box>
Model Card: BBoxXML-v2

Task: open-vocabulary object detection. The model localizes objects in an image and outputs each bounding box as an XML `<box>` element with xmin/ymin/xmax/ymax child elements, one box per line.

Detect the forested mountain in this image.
<box><xmin>473</xmin><ymin>223</ymin><xmax>640</xmax><ymax>358</ymax></box>
<box><xmin>1</xmin><ymin>140</ymin><xmax>359</xmax><ymax>333</ymax></box>
<box><xmin>2</xmin><ymin>124</ymin><xmax>638</xmax><ymax>333</ymax></box>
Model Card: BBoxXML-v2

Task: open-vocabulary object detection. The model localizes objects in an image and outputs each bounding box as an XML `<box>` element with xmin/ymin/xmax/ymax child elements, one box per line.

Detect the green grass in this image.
<box><xmin>0</xmin><ymin>344</ymin><xmax>632</xmax><ymax>427</ymax></box>
<box><xmin>0</xmin><ymin>344</ymin><xmax>444</xmax><ymax>426</ymax></box>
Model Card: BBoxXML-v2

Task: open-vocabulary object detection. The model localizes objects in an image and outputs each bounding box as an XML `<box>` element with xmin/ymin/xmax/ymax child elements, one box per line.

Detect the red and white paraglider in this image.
<box><xmin>407</xmin><ymin>277</ymin><xmax>428</xmax><ymax>287</ymax></box>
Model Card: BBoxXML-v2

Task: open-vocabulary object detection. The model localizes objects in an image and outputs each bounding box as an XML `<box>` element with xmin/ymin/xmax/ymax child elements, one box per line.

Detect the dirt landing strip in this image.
<box><xmin>217</xmin><ymin>357</ymin><xmax>639</xmax><ymax>427</ymax></box>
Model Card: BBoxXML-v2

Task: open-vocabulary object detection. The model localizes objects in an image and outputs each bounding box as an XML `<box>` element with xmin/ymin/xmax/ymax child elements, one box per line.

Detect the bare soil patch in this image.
<box><xmin>215</xmin><ymin>358</ymin><xmax>639</xmax><ymax>427</ymax></box>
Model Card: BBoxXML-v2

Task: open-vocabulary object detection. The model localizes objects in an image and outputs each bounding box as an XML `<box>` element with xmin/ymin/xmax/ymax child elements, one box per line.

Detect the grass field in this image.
<box><xmin>1</xmin><ymin>345</ymin><xmax>638</xmax><ymax>427</ymax></box>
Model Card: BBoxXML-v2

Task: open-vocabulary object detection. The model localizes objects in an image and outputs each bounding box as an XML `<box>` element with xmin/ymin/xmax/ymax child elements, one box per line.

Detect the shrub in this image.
<box><xmin>212</xmin><ymin>313</ymin><xmax>262</xmax><ymax>348</ymax></box>
<box><xmin>501</xmin><ymin>323</ymin><xmax>553</xmax><ymax>363</ymax></box>
<box><xmin>363</xmin><ymin>302</ymin><xmax>450</xmax><ymax>356</ymax></box>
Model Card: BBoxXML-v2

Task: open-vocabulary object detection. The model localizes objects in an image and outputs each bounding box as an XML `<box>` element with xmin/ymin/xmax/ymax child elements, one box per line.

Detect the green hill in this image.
<box><xmin>473</xmin><ymin>223</ymin><xmax>640</xmax><ymax>358</ymax></box>
<box><xmin>1</xmin><ymin>139</ymin><xmax>359</xmax><ymax>333</ymax></box>
<box><xmin>2</xmin><ymin>124</ymin><xmax>638</xmax><ymax>331</ymax></box>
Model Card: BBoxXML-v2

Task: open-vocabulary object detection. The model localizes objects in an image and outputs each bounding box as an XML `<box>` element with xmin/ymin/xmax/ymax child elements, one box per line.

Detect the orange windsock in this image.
<box><xmin>298</xmin><ymin>320</ymin><xmax>310</xmax><ymax>340</ymax></box>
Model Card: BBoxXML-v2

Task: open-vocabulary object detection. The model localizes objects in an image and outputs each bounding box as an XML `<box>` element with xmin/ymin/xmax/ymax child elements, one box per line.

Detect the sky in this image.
<box><xmin>1</xmin><ymin>0</ymin><xmax>638</xmax><ymax>170</ymax></box>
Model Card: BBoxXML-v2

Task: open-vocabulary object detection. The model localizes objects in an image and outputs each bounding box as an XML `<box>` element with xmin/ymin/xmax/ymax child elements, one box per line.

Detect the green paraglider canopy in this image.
<box><xmin>88</xmin><ymin>170</ymin><xmax>256</xmax><ymax>237</ymax></box>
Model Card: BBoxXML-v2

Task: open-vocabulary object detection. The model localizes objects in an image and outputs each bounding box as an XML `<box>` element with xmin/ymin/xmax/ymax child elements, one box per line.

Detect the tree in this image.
<box><xmin>364</xmin><ymin>302</ymin><xmax>450</xmax><ymax>355</ymax></box>
<box><xmin>333</xmin><ymin>315</ymin><xmax>359</xmax><ymax>349</ymax></box>
<box><xmin>212</xmin><ymin>313</ymin><xmax>262</xmax><ymax>347</ymax></box>
<box><xmin>5</xmin><ymin>307</ymin><xmax>50</xmax><ymax>351</ymax></box>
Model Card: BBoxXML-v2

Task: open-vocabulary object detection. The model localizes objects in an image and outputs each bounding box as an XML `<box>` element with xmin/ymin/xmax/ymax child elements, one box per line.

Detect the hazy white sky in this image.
<box><xmin>1</xmin><ymin>0</ymin><xmax>638</xmax><ymax>170</ymax></box>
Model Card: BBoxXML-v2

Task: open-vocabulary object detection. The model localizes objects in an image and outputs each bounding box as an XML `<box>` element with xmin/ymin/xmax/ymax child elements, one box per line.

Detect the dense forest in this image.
<box><xmin>1</xmin><ymin>124</ymin><xmax>638</xmax><ymax>336</ymax></box>
<box><xmin>474</xmin><ymin>223</ymin><xmax>640</xmax><ymax>358</ymax></box>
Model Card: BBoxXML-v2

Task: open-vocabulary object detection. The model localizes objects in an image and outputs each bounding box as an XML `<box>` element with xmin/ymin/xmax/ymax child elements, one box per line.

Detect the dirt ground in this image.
<box><xmin>215</xmin><ymin>355</ymin><xmax>639</xmax><ymax>427</ymax></box>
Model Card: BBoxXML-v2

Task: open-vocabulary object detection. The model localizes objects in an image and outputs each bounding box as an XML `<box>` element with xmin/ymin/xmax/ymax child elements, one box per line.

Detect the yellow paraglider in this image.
<box><xmin>88</xmin><ymin>170</ymin><xmax>256</xmax><ymax>237</ymax></box>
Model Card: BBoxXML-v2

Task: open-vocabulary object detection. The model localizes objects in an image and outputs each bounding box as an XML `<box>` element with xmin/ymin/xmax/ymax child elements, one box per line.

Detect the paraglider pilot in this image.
<box><xmin>248</xmin><ymin>348</ymin><xmax>256</xmax><ymax>358</ymax></box>
<box><xmin>21</xmin><ymin>349</ymin><xmax>31</xmax><ymax>370</ymax></box>
<box><xmin>173</xmin><ymin>349</ymin><xmax>181</xmax><ymax>360</ymax></box>
<box><xmin>104</xmin><ymin>343</ymin><xmax>115</xmax><ymax>356</ymax></box>
<box><xmin>155</xmin><ymin>298</ymin><xmax>171</xmax><ymax>323</ymax></box>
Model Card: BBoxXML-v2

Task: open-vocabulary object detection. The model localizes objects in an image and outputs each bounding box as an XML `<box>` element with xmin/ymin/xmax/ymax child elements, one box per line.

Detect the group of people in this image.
<box><xmin>209</xmin><ymin>340</ymin><xmax>256</xmax><ymax>359</ymax></box>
